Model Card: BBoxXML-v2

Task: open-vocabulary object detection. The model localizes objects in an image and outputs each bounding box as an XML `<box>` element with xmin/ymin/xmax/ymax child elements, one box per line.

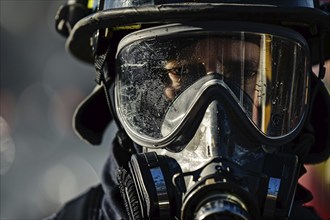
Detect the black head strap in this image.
<box><xmin>303</xmin><ymin>74</ymin><xmax>330</xmax><ymax>164</ymax></box>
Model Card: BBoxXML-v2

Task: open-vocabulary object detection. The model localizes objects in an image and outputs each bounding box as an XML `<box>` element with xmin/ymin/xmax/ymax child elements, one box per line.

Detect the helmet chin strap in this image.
<box><xmin>92</xmin><ymin>38</ymin><xmax>123</xmax><ymax>134</ymax></box>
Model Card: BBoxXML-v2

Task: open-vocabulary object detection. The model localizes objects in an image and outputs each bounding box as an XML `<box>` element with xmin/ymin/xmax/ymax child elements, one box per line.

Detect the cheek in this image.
<box><xmin>245</xmin><ymin>75</ymin><xmax>257</xmax><ymax>99</ymax></box>
<box><xmin>164</xmin><ymin>87</ymin><xmax>176</xmax><ymax>100</ymax></box>
<box><xmin>168</xmin><ymin>72</ymin><xmax>182</xmax><ymax>88</ymax></box>
<box><xmin>164</xmin><ymin>72</ymin><xmax>182</xmax><ymax>100</ymax></box>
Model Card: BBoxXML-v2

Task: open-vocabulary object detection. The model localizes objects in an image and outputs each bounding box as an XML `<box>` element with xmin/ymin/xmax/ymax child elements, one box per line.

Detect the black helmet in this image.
<box><xmin>55</xmin><ymin>0</ymin><xmax>330</xmax><ymax>164</ymax></box>
<box><xmin>56</xmin><ymin>0</ymin><xmax>330</xmax><ymax>63</ymax></box>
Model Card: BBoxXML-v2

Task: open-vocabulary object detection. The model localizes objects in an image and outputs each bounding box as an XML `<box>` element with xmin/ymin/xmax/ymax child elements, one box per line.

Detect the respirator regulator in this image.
<box><xmin>120</xmin><ymin>150</ymin><xmax>300</xmax><ymax>220</ymax></box>
<box><xmin>115</xmin><ymin>23</ymin><xmax>310</xmax><ymax>219</ymax></box>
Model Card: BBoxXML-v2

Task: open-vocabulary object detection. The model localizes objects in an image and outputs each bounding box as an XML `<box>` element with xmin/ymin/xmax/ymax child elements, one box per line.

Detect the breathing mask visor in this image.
<box><xmin>115</xmin><ymin>22</ymin><xmax>311</xmax><ymax>150</ymax></box>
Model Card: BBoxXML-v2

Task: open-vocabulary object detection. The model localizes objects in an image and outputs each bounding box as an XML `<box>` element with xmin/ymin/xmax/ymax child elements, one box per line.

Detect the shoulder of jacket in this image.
<box><xmin>46</xmin><ymin>184</ymin><xmax>104</xmax><ymax>220</ymax></box>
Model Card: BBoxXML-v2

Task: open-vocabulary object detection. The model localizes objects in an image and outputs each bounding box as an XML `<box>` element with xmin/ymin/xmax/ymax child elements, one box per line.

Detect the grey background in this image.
<box><xmin>0</xmin><ymin>1</ymin><xmax>115</xmax><ymax>219</ymax></box>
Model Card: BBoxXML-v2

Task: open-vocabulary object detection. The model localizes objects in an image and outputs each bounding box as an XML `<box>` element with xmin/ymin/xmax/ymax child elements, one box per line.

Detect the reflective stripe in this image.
<box><xmin>87</xmin><ymin>0</ymin><xmax>96</xmax><ymax>9</ymax></box>
<box><xmin>113</xmin><ymin>24</ymin><xmax>142</xmax><ymax>31</ymax></box>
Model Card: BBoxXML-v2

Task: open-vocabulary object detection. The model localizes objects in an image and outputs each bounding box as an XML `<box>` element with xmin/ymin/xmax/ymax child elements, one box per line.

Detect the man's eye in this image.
<box><xmin>167</xmin><ymin>66</ymin><xmax>189</xmax><ymax>75</ymax></box>
<box><xmin>166</xmin><ymin>63</ymin><xmax>206</xmax><ymax>77</ymax></box>
<box><xmin>167</xmin><ymin>68</ymin><xmax>177</xmax><ymax>75</ymax></box>
<box><xmin>168</xmin><ymin>67</ymin><xmax>182</xmax><ymax>75</ymax></box>
<box><xmin>245</xmin><ymin>70</ymin><xmax>258</xmax><ymax>78</ymax></box>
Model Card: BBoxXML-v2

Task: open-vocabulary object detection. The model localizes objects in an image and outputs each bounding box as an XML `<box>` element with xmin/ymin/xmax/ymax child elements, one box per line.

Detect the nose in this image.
<box><xmin>202</xmin><ymin>59</ymin><xmax>223</xmax><ymax>76</ymax></box>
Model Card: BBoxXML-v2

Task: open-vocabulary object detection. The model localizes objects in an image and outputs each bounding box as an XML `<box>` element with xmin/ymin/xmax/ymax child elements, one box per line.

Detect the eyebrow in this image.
<box><xmin>218</xmin><ymin>59</ymin><xmax>259</xmax><ymax>68</ymax></box>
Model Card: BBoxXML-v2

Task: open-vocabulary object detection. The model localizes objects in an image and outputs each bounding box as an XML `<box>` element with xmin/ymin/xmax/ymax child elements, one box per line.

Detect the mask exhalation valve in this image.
<box><xmin>194</xmin><ymin>194</ymin><xmax>250</xmax><ymax>220</ymax></box>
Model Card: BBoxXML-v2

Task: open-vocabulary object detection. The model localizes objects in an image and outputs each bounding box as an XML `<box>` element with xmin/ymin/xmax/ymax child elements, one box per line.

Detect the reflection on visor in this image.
<box><xmin>115</xmin><ymin>24</ymin><xmax>310</xmax><ymax>148</ymax></box>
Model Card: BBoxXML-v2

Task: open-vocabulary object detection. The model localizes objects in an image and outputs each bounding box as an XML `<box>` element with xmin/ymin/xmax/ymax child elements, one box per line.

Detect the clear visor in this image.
<box><xmin>115</xmin><ymin>24</ymin><xmax>310</xmax><ymax>148</ymax></box>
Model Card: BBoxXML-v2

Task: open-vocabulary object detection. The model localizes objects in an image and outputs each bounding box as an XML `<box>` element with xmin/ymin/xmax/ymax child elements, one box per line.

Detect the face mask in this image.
<box><xmin>114</xmin><ymin>22</ymin><xmax>311</xmax><ymax>219</ymax></box>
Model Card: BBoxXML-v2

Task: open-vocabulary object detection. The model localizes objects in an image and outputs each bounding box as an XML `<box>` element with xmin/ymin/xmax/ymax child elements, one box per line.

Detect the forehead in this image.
<box><xmin>182</xmin><ymin>38</ymin><xmax>261</xmax><ymax>62</ymax></box>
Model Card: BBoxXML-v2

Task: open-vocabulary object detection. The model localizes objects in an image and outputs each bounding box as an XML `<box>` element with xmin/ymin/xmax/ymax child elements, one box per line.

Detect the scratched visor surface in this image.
<box><xmin>115</xmin><ymin>25</ymin><xmax>309</xmax><ymax>147</ymax></box>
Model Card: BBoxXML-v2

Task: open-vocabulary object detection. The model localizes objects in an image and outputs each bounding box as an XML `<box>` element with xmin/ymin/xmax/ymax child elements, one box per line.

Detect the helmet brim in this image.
<box><xmin>66</xmin><ymin>3</ymin><xmax>330</xmax><ymax>63</ymax></box>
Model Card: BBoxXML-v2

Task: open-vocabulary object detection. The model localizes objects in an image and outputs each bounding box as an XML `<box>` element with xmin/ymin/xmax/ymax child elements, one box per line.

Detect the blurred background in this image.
<box><xmin>0</xmin><ymin>0</ymin><xmax>329</xmax><ymax>219</ymax></box>
<box><xmin>0</xmin><ymin>1</ymin><xmax>115</xmax><ymax>219</ymax></box>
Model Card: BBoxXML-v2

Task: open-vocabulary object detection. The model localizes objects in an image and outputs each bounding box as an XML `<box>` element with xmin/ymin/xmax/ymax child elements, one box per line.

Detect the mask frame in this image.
<box><xmin>114</xmin><ymin>21</ymin><xmax>311</xmax><ymax>149</ymax></box>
